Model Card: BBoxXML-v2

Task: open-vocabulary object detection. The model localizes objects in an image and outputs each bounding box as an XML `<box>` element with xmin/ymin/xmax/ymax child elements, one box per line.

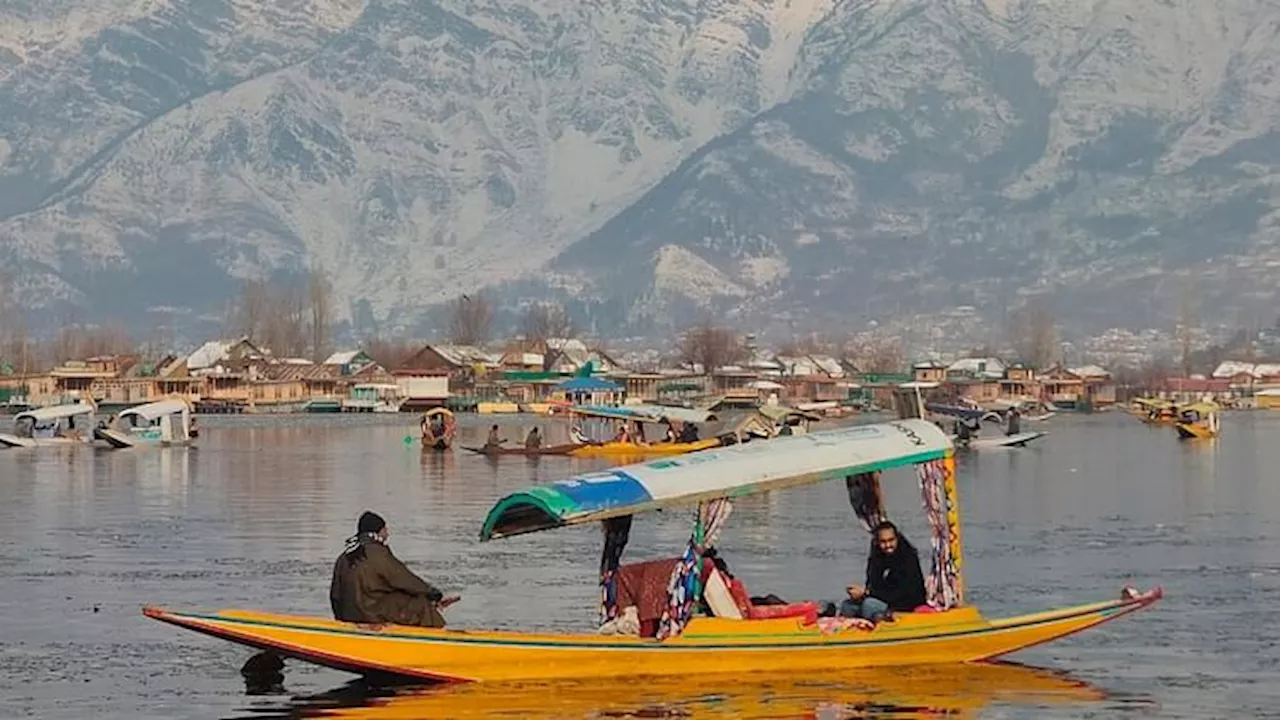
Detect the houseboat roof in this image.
<box><xmin>479</xmin><ymin>420</ymin><xmax>952</xmax><ymax>540</ymax></box>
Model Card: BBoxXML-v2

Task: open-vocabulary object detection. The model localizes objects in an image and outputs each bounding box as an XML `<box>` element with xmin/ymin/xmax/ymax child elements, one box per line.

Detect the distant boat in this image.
<box><xmin>0</xmin><ymin>401</ymin><xmax>97</xmax><ymax>448</ymax></box>
<box><xmin>94</xmin><ymin>398</ymin><xmax>196</xmax><ymax>449</ymax></box>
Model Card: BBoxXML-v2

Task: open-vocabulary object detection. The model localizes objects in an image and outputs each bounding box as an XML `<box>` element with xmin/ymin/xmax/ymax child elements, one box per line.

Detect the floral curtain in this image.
<box><xmin>655</xmin><ymin>499</ymin><xmax>734</xmax><ymax>640</ymax></box>
<box><xmin>918</xmin><ymin>455</ymin><xmax>964</xmax><ymax>609</ymax></box>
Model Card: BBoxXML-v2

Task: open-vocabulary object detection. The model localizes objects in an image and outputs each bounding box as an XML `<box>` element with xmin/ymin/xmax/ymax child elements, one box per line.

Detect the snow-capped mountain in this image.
<box><xmin>2</xmin><ymin>0</ymin><xmax>1278</xmax><ymax>334</ymax></box>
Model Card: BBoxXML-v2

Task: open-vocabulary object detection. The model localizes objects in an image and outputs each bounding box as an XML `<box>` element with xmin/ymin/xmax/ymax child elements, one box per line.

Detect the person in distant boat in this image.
<box><xmin>840</xmin><ymin>521</ymin><xmax>927</xmax><ymax>622</ymax></box>
<box><xmin>570</xmin><ymin>424</ymin><xmax>590</xmax><ymax>444</ymax></box>
<box><xmin>1005</xmin><ymin>406</ymin><xmax>1021</xmax><ymax>436</ymax></box>
<box><xmin>485</xmin><ymin>424</ymin><xmax>501</xmax><ymax>448</ymax></box>
<box><xmin>635</xmin><ymin>422</ymin><xmax>647</xmax><ymax>445</ymax></box>
<box><xmin>525</xmin><ymin>426</ymin><xmax>542</xmax><ymax>449</ymax></box>
<box><xmin>678</xmin><ymin>422</ymin><xmax>700</xmax><ymax>443</ymax></box>
<box><xmin>661</xmin><ymin>419</ymin><xmax>678</xmax><ymax>443</ymax></box>
<box><xmin>330</xmin><ymin>511</ymin><xmax>459</xmax><ymax>628</ymax></box>
<box><xmin>613</xmin><ymin>423</ymin><xmax>631</xmax><ymax>443</ymax></box>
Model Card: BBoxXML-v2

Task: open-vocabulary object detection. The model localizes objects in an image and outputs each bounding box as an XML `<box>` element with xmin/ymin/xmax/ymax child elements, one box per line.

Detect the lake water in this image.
<box><xmin>1</xmin><ymin>411</ymin><xmax>1278</xmax><ymax>719</ymax></box>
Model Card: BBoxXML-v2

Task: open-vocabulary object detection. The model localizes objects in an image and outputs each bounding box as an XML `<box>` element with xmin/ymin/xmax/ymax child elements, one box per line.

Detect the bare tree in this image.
<box><xmin>844</xmin><ymin>334</ymin><xmax>904</xmax><ymax>374</ymax></box>
<box><xmin>520</xmin><ymin>301</ymin><xmax>574</xmax><ymax>350</ymax></box>
<box><xmin>261</xmin><ymin>283</ymin><xmax>308</xmax><ymax>358</ymax></box>
<box><xmin>780</xmin><ymin>332</ymin><xmax>837</xmax><ymax>356</ymax></box>
<box><xmin>234</xmin><ymin>279</ymin><xmax>271</xmax><ymax>341</ymax></box>
<box><xmin>1009</xmin><ymin>300</ymin><xmax>1058</xmax><ymax>370</ymax></box>
<box><xmin>308</xmin><ymin>264</ymin><xmax>334</xmax><ymax>361</ymax></box>
<box><xmin>447</xmin><ymin>292</ymin><xmax>493</xmax><ymax>346</ymax></box>
<box><xmin>1175</xmin><ymin>278</ymin><xmax>1197</xmax><ymax>376</ymax></box>
<box><xmin>679</xmin><ymin>322</ymin><xmax>746</xmax><ymax>374</ymax></box>
<box><xmin>364</xmin><ymin>335</ymin><xmax>420</xmax><ymax>370</ymax></box>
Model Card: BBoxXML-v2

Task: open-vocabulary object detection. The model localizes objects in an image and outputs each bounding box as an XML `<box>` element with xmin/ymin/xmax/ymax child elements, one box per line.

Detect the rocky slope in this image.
<box><xmin>2</xmin><ymin>0</ymin><xmax>1278</xmax><ymax>335</ymax></box>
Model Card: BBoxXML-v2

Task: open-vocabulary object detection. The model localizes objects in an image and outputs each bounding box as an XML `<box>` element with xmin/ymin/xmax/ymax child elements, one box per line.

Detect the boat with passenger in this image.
<box><xmin>419</xmin><ymin>408</ymin><xmax>457</xmax><ymax>451</ymax></box>
<box><xmin>143</xmin><ymin>416</ymin><xmax>1159</xmax><ymax>682</ymax></box>
<box><xmin>563</xmin><ymin>404</ymin><xmax>720</xmax><ymax>458</ymax></box>
<box><xmin>0</xmin><ymin>400</ymin><xmax>97</xmax><ymax>448</ymax></box>
<box><xmin>1174</xmin><ymin>401</ymin><xmax>1220</xmax><ymax>439</ymax></box>
<box><xmin>95</xmin><ymin>398</ymin><xmax>196</xmax><ymax>448</ymax></box>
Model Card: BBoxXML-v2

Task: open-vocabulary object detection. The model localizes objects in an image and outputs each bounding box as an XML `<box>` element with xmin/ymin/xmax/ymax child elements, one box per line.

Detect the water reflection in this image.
<box><xmin>230</xmin><ymin>662</ymin><xmax>1128</xmax><ymax>720</ymax></box>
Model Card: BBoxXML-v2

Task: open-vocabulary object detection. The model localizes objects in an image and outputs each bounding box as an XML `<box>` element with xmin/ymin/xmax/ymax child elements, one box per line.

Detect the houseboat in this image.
<box><xmin>343</xmin><ymin>383</ymin><xmax>405</xmax><ymax>413</ymax></box>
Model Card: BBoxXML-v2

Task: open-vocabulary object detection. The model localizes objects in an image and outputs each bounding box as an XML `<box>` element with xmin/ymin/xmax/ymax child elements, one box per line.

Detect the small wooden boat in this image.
<box><xmin>144</xmin><ymin>420</ymin><xmax>1159</xmax><ymax>683</ymax></box>
<box><xmin>567</xmin><ymin>438</ymin><xmax>721</xmax><ymax>458</ymax></box>
<box><xmin>1174</xmin><ymin>402</ymin><xmax>1220</xmax><ymax>439</ymax></box>
<box><xmin>460</xmin><ymin>442</ymin><xmax>580</xmax><ymax>457</ymax></box>
<box><xmin>420</xmin><ymin>408</ymin><xmax>456</xmax><ymax>451</ymax></box>
<box><xmin>94</xmin><ymin>398</ymin><xmax>195</xmax><ymax>448</ymax></box>
<box><xmin>0</xmin><ymin>401</ymin><xmax>97</xmax><ymax>448</ymax></box>
<box><xmin>954</xmin><ymin>431</ymin><xmax>1047</xmax><ymax>449</ymax></box>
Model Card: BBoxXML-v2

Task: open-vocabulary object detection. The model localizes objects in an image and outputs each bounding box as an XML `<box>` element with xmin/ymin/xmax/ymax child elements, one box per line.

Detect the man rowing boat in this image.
<box><xmin>329</xmin><ymin>512</ymin><xmax>460</xmax><ymax>628</ymax></box>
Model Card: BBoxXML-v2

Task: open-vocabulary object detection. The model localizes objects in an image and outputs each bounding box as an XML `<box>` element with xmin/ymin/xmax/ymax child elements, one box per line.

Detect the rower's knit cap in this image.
<box><xmin>358</xmin><ymin>511</ymin><xmax>386</xmax><ymax>534</ymax></box>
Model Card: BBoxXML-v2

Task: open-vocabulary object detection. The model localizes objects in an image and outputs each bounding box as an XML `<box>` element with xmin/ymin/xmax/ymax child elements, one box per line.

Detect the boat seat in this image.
<box><xmin>720</xmin><ymin>572</ymin><xmax>819</xmax><ymax>624</ymax></box>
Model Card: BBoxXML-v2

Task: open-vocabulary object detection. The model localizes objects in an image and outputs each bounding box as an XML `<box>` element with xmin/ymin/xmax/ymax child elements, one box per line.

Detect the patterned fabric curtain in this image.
<box><xmin>918</xmin><ymin>456</ymin><xmax>964</xmax><ymax>608</ymax></box>
<box><xmin>655</xmin><ymin>499</ymin><xmax>734</xmax><ymax>640</ymax></box>
<box><xmin>598</xmin><ymin>515</ymin><xmax>634</xmax><ymax>626</ymax></box>
<box><xmin>845</xmin><ymin>471</ymin><xmax>886</xmax><ymax>532</ymax></box>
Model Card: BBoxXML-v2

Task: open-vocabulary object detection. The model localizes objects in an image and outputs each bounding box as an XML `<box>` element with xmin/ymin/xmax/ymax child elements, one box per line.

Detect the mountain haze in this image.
<box><xmin>2</xmin><ymin>0</ymin><xmax>1278</xmax><ymax>335</ymax></box>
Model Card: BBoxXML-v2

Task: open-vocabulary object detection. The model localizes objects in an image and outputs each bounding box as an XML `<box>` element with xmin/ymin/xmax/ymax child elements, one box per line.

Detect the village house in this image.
<box><xmin>544</xmin><ymin>338</ymin><xmax>622</xmax><ymax>375</ymax></box>
<box><xmin>943</xmin><ymin>357</ymin><xmax>1005</xmax><ymax>405</ymax></box>
<box><xmin>774</xmin><ymin>353</ymin><xmax>848</xmax><ymax>404</ymax></box>
<box><xmin>912</xmin><ymin>361</ymin><xmax>946</xmax><ymax>384</ymax></box>
<box><xmin>550</xmin><ymin>376</ymin><xmax>624</xmax><ymax>406</ymax></box>
<box><xmin>1159</xmin><ymin>377</ymin><xmax>1235</xmax><ymax>405</ymax></box>
<box><xmin>186</xmin><ymin>337</ymin><xmax>273</xmax><ymax>409</ymax></box>
<box><xmin>1037</xmin><ymin>365</ymin><xmax>1116</xmax><ymax>410</ymax></box>
<box><xmin>1000</xmin><ymin>363</ymin><xmax>1039</xmax><ymax>401</ymax></box>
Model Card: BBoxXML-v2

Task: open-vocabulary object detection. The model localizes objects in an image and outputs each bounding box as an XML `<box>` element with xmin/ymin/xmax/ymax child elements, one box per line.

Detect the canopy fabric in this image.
<box><xmin>118</xmin><ymin>398</ymin><xmax>191</xmax><ymax>422</ymax></box>
<box><xmin>15</xmin><ymin>403</ymin><xmax>95</xmax><ymax>422</ymax></box>
<box><xmin>555</xmin><ymin>377</ymin><xmax>621</xmax><ymax>392</ymax></box>
<box><xmin>480</xmin><ymin>419</ymin><xmax>952</xmax><ymax>540</ymax></box>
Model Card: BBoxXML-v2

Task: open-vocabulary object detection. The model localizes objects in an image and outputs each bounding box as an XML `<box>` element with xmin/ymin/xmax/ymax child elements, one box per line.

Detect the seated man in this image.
<box><xmin>839</xmin><ymin>521</ymin><xmax>927</xmax><ymax>622</ymax></box>
<box><xmin>330</xmin><ymin>511</ymin><xmax>459</xmax><ymax>627</ymax></box>
<box><xmin>525</xmin><ymin>426</ymin><xmax>542</xmax><ymax>449</ymax></box>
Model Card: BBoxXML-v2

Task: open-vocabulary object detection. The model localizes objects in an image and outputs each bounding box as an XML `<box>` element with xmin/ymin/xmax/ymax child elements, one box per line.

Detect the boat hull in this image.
<box><xmin>460</xmin><ymin>443</ymin><xmax>579</xmax><ymax>457</ymax></box>
<box><xmin>0</xmin><ymin>434</ymin><xmax>90</xmax><ymax>448</ymax></box>
<box><xmin>94</xmin><ymin>428</ymin><xmax>193</xmax><ymax>449</ymax></box>
<box><xmin>1174</xmin><ymin>422</ymin><xmax>1216</xmax><ymax>439</ymax></box>
<box><xmin>952</xmin><ymin>431</ymin><xmax>1045</xmax><ymax>449</ymax></box>
<box><xmin>568</xmin><ymin>439</ymin><xmax>720</xmax><ymax>458</ymax></box>
<box><xmin>143</xmin><ymin>588</ymin><xmax>1160</xmax><ymax>683</ymax></box>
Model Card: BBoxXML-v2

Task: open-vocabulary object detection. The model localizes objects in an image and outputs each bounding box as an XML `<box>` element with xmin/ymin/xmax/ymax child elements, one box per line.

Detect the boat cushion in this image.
<box><xmin>702</xmin><ymin>570</ymin><xmax>743</xmax><ymax>619</ymax></box>
<box><xmin>726</xmin><ymin>577</ymin><xmax>819</xmax><ymax>623</ymax></box>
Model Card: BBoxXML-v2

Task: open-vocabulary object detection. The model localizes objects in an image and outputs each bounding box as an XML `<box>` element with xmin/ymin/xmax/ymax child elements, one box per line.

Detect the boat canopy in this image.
<box><xmin>571</xmin><ymin>404</ymin><xmax>717</xmax><ymax>424</ymax></box>
<box><xmin>118</xmin><ymin>398</ymin><xmax>191</xmax><ymax>422</ymax></box>
<box><xmin>756</xmin><ymin>405</ymin><xmax>823</xmax><ymax>423</ymax></box>
<box><xmin>15</xmin><ymin>403</ymin><xmax>95</xmax><ymax>423</ymax></box>
<box><xmin>480</xmin><ymin>419</ymin><xmax>951</xmax><ymax>541</ymax></box>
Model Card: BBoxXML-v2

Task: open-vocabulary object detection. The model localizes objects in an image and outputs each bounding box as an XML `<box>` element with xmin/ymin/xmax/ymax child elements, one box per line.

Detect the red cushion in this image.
<box><xmin>912</xmin><ymin>604</ymin><xmax>940</xmax><ymax>613</ymax></box>
<box><xmin>747</xmin><ymin>602</ymin><xmax>820</xmax><ymax>624</ymax></box>
<box><xmin>727</xmin><ymin>578</ymin><xmax>754</xmax><ymax>617</ymax></box>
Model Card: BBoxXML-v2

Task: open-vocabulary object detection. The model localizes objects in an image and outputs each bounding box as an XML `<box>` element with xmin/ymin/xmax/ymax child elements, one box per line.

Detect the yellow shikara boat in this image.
<box><xmin>565</xmin><ymin>403</ymin><xmax>722</xmax><ymax>458</ymax></box>
<box><xmin>1174</xmin><ymin>401</ymin><xmax>1221</xmax><ymax>439</ymax></box>
<box><xmin>144</xmin><ymin>420</ymin><xmax>1161</xmax><ymax>684</ymax></box>
<box><xmin>1130</xmin><ymin>397</ymin><xmax>1179</xmax><ymax>424</ymax></box>
<box><xmin>568</xmin><ymin>437</ymin><xmax>721</xmax><ymax>458</ymax></box>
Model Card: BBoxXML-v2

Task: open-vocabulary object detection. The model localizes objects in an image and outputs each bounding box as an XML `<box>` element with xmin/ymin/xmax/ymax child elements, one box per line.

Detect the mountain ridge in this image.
<box><xmin>1</xmin><ymin>0</ymin><xmax>1277</xmax><ymax>337</ymax></box>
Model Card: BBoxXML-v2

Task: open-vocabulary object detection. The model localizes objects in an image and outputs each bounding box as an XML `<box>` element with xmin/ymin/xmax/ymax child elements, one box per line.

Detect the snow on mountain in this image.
<box><xmin>1</xmin><ymin>0</ymin><xmax>1278</xmax><ymax>335</ymax></box>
